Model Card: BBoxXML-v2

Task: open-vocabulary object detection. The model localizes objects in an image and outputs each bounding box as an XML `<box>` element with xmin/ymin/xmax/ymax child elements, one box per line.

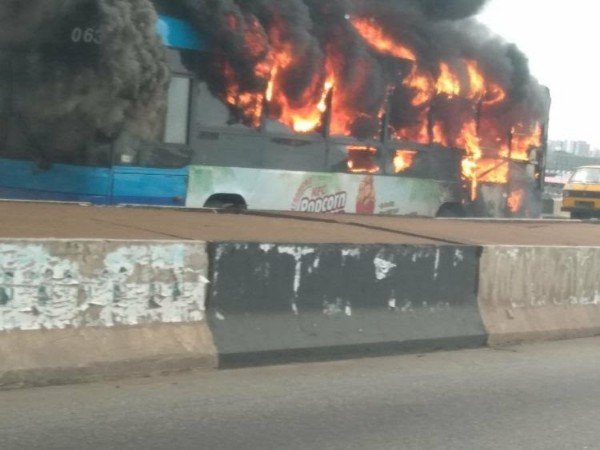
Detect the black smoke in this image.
<box><xmin>0</xmin><ymin>0</ymin><xmax>169</xmax><ymax>162</ymax></box>
<box><xmin>154</xmin><ymin>0</ymin><xmax>547</xmax><ymax>145</ymax></box>
<box><xmin>0</xmin><ymin>0</ymin><xmax>548</xmax><ymax>162</ymax></box>
<box><xmin>415</xmin><ymin>0</ymin><xmax>490</xmax><ymax>20</ymax></box>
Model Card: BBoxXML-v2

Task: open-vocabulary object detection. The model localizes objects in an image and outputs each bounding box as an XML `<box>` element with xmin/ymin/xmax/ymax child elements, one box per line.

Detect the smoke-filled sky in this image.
<box><xmin>0</xmin><ymin>0</ymin><xmax>548</xmax><ymax>161</ymax></box>
<box><xmin>478</xmin><ymin>0</ymin><xmax>597</xmax><ymax>147</ymax></box>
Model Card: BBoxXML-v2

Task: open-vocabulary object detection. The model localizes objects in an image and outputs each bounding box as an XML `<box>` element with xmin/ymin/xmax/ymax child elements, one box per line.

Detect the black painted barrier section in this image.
<box><xmin>207</xmin><ymin>243</ymin><xmax>486</xmax><ymax>366</ymax></box>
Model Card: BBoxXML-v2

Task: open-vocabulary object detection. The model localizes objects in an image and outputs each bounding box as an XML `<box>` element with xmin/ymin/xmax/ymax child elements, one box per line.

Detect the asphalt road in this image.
<box><xmin>2</xmin><ymin>338</ymin><xmax>600</xmax><ymax>450</ymax></box>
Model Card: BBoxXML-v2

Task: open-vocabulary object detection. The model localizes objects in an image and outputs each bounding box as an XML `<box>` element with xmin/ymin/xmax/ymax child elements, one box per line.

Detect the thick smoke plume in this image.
<box><xmin>0</xmin><ymin>0</ymin><xmax>549</xmax><ymax>176</ymax></box>
<box><xmin>416</xmin><ymin>0</ymin><xmax>490</xmax><ymax>20</ymax></box>
<box><xmin>155</xmin><ymin>0</ymin><xmax>548</xmax><ymax>148</ymax></box>
<box><xmin>0</xmin><ymin>0</ymin><xmax>169</xmax><ymax>162</ymax></box>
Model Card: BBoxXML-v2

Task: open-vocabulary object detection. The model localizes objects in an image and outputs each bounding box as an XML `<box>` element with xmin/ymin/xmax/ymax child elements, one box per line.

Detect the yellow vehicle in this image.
<box><xmin>562</xmin><ymin>166</ymin><xmax>600</xmax><ymax>219</ymax></box>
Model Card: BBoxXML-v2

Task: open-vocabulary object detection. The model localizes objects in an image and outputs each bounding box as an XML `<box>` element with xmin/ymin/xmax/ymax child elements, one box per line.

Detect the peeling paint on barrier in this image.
<box><xmin>374</xmin><ymin>254</ymin><xmax>397</xmax><ymax>281</ymax></box>
<box><xmin>277</xmin><ymin>246</ymin><xmax>316</xmax><ymax>296</ymax></box>
<box><xmin>208</xmin><ymin>243</ymin><xmax>486</xmax><ymax>360</ymax></box>
<box><xmin>0</xmin><ymin>241</ymin><xmax>208</xmax><ymax>331</ymax></box>
<box><xmin>453</xmin><ymin>249</ymin><xmax>465</xmax><ymax>267</ymax></box>
<box><xmin>341</xmin><ymin>248</ymin><xmax>361</xmax><ymax>260</ymax></box>
<box><xmin>434</xmin><ymin>249</ymin><xmax>441</xmax><ymax>280</ymax></box>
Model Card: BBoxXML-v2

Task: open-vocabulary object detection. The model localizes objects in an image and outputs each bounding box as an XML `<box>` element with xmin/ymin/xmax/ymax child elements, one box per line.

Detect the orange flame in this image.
<box><xmin>396</xmin><ymin>119</ymin><xmax>429</xmax><ymax>145</ymax></box>
<box><xmin>393</xmin><ymin>150</ymin><xmax>417</xmax><ymax>173</ymax></box>
<box><xmin>318</xmin><ymin>79</ymin><xmax>334</xmax><ymax>113</ymax></box>
<box><xmin>403</xmin><ymin>66</ymin><xmax>435</xmax><ymax>107</ymax></box>
<box><xmin>466</xmin><ymin>60</ymin><xmax>486</xmax><ymax>100</ymax></box>
<box><xmin>509</xmin><ymin>123</ymin><xmax>542</xmax><ymax>161</ymax></box>
<box><xmin>508</xmin><ymin>189</ymin><xmax>525</xmax><ymax>213</ymax></box>
<box><xmin>213</xmin><ymin>11</ymin><xmax>546</xmax><ymax>208</ymax></box>
<box><xmin>222</xmin><ymin>61</ymin><xmax>265</xmax><ymax>128</ymax></box>
<box><xmin>436</xmin><ymin>63</ymin><xmax>461</xmax><ymax>98</ymax></box>
<box><xmin>265</xmin><ymin>67</ymin><xmax>276</xmax><ymax>102</ymax></box>
<box><xmin>351</xmin><ymin>18</ymin><xmax>417</xmax><ymax>61</ymax></box>
<box><xmin>483</xmin><ymin>82</ymin><xmax>506</xmax><ymax>106</ymax></box>
<box><xmin>266</xmin><ymin>55</ymin><xmax>334</xmax><ymax>133</ymax></box>
<box><xmin>477</xmin><ymin>159</ymin><xmax>508</xmax><ymax>184</ymax></box>
<box><xmin>455</xmin><ymin>120</ymin><xmax>483</xmax><ymax>200</ymax></box>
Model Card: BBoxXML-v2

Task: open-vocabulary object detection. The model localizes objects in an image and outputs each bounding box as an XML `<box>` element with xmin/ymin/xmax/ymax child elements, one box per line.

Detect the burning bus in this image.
<box><xmin>0</xmin><ymin>0</ymin><xmax>550</xmax><ymax>217</ymax></box>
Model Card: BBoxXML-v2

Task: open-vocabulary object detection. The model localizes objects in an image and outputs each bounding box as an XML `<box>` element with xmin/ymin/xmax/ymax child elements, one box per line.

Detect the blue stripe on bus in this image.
<box><xmin>0</xmin><ymin>158</ymin><xmax>189</xmax><ymax>206</ymax></box>
<box><xmin>0</xmin><ymin>187</ymin><xmax>110</xmax><ymax>204</ymax></box>
<box><xmin>112</xmin><ymin>166</ymin><xmax>188</xmax><ymax>206</ymax></box>
<box><xmin>157</xmin><ymin>16</ymin><xmax>205</xmax><ymax>51</ymax></box>
<box><xmin>0</xmin><ymin>159</ymin><xmax>112</xmax><ymax>198</ymax></box>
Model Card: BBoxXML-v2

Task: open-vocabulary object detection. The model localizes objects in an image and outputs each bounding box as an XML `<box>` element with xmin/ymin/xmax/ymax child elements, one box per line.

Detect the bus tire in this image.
<box><xmin>204</xmin><ymin>194</ymin><xmax>247</xmax><ymax>211</ymax></box>
<box><xmin>436</xmin><ymin>203</ymin><xmax>466</xmax><ymax>218</ymax></box>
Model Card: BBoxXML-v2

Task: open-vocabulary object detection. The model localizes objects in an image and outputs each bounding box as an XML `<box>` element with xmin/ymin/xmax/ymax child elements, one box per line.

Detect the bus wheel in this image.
<box><xmin>204</xmin><ymin>194</ymin><xmax>247</xmax><ymax>211</ymax></box>
<box><xmin>436</xmin><ymin>203</ymin><xmax>466</xmax><ymax>218</ymax></box>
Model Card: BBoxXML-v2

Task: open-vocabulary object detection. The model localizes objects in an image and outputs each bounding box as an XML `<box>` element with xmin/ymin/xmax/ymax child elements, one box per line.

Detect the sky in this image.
<box><xmin>477</xmin><ymin>0</ymin><xmax>598</xmax><ymax>147</ymax></box>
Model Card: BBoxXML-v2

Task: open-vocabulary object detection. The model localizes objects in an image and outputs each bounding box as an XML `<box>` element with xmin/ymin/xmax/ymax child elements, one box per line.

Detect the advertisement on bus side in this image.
<box><xmin>186</xmin><ymin>165</ymin><xmax>459</xmax><ymax>217</ymax></box>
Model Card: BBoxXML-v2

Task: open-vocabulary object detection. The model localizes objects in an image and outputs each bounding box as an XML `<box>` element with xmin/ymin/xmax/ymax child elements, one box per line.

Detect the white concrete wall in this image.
<box><xmin>0</xmin><ymin>240</ymin><xmax>209</xmax><ymax>331</ymax></box>
<box><xmin>479</xmin><ymin>246</ymin><xmax>600</xmax><ymax>344</ymax></box>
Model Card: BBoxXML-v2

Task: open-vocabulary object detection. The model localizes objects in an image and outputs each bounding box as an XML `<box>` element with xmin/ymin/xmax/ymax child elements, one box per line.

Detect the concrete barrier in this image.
<box><xmin>478</xmin><ymin>246</ymin><xmax>600</xmax><ymax>345</ymax></box>
<box><xmin>4</xmin><ymin>237</ymin><xmax>600</xmax><ymax>387</ymax></box>
<box><xmin>207</xmin><ymin>243</ymin><xmax>487</xmax><ymax>366</ymax></box>
<box><xmin>0</xmin><ymin>240</ymin><xmax>216</xmax><ymax>388</ymax></box>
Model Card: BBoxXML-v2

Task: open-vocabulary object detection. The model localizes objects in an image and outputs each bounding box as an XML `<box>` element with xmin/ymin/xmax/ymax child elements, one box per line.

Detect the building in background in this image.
<box><xmin>547</xmin><ymin>139</ymin><xmax>600</xmax><ymax>172</ymax></box>
<box><xmin>572</xmin><ymin>141</ymin><xmax>591</xmax><ymax>157</ymax></box>
<box><xmin>549</xmin><ymin>140</ymin><xmax>592</xmax><ymax>157</ymax></box>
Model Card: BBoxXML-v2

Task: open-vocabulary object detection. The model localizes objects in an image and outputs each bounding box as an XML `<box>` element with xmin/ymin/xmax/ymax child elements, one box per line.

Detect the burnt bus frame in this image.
<box><xmin>169</xmin><ymin>47</ymin><xmax>466</xmax><ymax>185</ymax></box>
<box><xmin>155</xmin><ymin>44</ymin><xmax>551</xmax><ymax>217</ymax></box>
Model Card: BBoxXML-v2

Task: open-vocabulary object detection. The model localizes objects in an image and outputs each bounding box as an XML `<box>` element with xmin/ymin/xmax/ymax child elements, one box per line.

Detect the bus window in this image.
<box><xmin>346</xmin><ymin>145</ymin><xmax>381</xmax><ymax>174</ymax></box>
<box><xmin>114</xmin><ymin>131</ymin><xmax>191</xmax><ymax>169</ymax></box>
<box><xmin>191</xmin><ymin>82</ymin><xmax>256</xmax><ymax>132</ymax></box>
<box><xmin>330</xmin><ymin>116</ymin><xmax>382</xmax><ymax>142</ymax></box>
<box><xmin>392</xmin><ymin>149</ymin><xmax>418</xmax><ymax>174</ymax></box>
<box><xmin>264</xmin><ymin>119</ymin><xmax>303</xmax><ymax>136</ymax></box>
<box><xmin>163</xmin><ymin>76</ymin><xmax>191</xmax><ymax>145</ymax></box>
<box><xmin>263</xmin><ymin>113</ymin><xmax>325</xmax><ymax>137</ymax></box>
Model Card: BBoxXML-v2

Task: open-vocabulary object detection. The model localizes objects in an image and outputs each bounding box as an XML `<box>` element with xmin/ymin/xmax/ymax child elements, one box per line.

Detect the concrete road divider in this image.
<box><xmin>3</xmin><ymin>237</ymin><xmax>600</xmax><ymax>388</ymax></box>
<box><xmin>0</xmin><ymin>240</ymin><xmax>216</xmax><ymax>388</ymax></box>
<box><xmin>207</xmin><ymin>243</ymin><xmax>487</xmax><ymax>366</ymax></box>
<box><xmin>478</xmin><ymin>246</ymin><xmax>600</xmax><ymax>345</ymax></box>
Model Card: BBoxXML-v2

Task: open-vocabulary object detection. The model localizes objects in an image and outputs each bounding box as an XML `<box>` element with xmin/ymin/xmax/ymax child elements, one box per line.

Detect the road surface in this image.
<box><xmin>2</xmin><ymin>338</ymin><xmax>600</xmax><ymax>449</ymax></box>
<box><xmin>0</xmin><ymin>200</ymin><xmax>598</xmax><ymax>245</ymax></box>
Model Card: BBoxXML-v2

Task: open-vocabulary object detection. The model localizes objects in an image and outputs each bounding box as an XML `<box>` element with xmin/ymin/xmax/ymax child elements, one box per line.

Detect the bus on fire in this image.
<box><xmin>0</xmin><ymin>5</ymin><xmax>550</xmax><ymax>218</ymax></box>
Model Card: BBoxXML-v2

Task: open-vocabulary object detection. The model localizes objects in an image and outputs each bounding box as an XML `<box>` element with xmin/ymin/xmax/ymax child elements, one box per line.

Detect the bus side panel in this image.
<box><xmin>111</xmin><ymin>166</ymin><xmax>188</xmax><ymax>206</ymax></box>
<box><xmin>186</xmin><ymin>165</ymin><xmax>460</xmax><ymax>217</ymax></box>
<box><xmin>0</xmin><ymin>158</ymin><xmax>111</xmax><ymax>204</ymax></box>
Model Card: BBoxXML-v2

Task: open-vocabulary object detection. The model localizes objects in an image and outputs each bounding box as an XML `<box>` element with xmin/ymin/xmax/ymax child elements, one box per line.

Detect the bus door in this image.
<box><xmin>110</xmin><ymin>73</ymin><xmax>193</xmax><ymax>207</ymax></box>
<box><xmin>110</xmin><ymin>164</ymin><xmax>188</xmax><ymax>207</ymax></box>
<box><xmin>110</xmin><ymin>143</ymin><xmax>191</xmax><ymax>207</ymax></box>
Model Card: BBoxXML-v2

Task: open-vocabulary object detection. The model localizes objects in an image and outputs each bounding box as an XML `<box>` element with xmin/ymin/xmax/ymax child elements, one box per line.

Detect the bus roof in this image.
<box><xmin>157</xmin><ymin>15</ymin><xmax>206</xmax><ymax>51</ymax></box>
